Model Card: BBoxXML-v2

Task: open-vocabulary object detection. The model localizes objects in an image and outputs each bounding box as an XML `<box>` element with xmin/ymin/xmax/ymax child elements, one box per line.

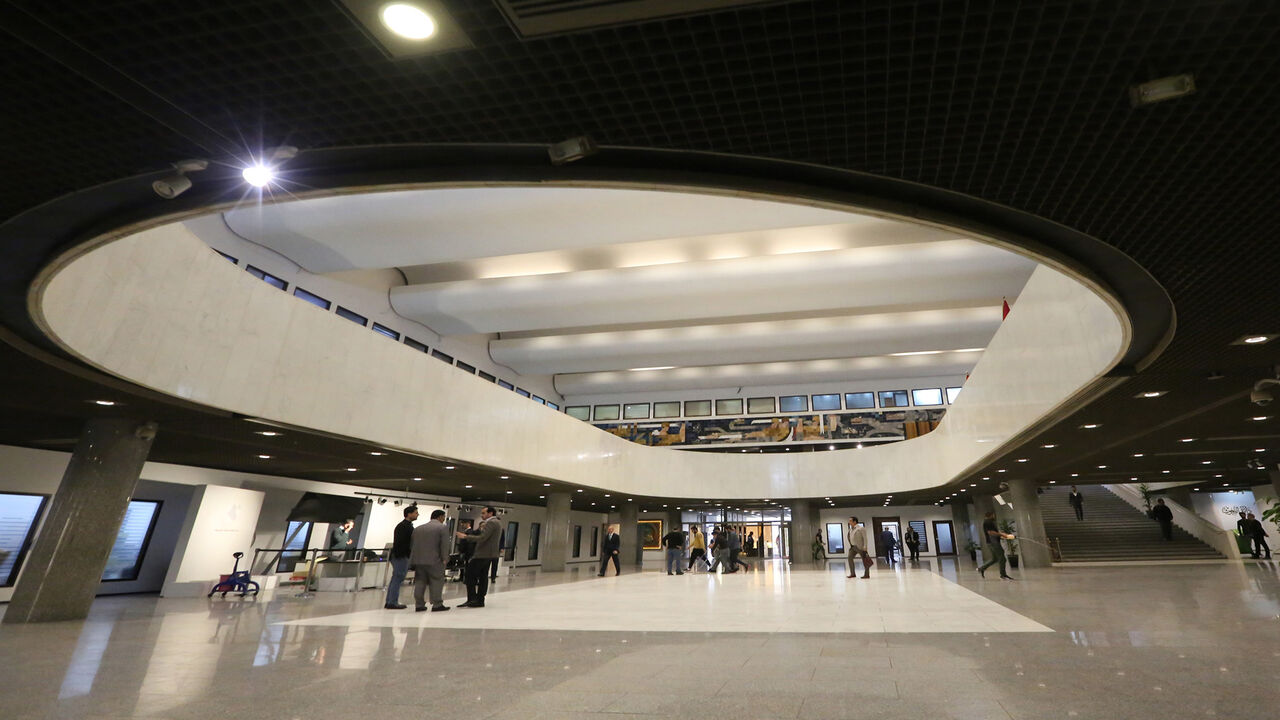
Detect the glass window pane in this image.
<box><xmin>879</xmin><ymin>390</ymin><xmax>910</xmax><ymax>408</ymax></box>
<box><xmin>215</xmin><ymin>249</ymin><xmax>238</xmax><ymax>264</ymax></box>
<box><xmin>844</xmin><ymin>392</ymin><xmax>875</xmax><ymax>409</ymax></box>
<box><xmin>431</xmin><ymin>349</ymin><xmax>454</xmax><ymax>364</ymax></box>
<box><xmin>531</xmin><ymin>395</ymin><xmax>545</xmax><ymax>404</ymax></box>
<box><xmin>0</xmin><ymin>492</ymin><xmax>49</xmax><ymax>587</ymax></box>
<box><xmin>516</xmin><ymin>388</ymin><xmax>531</xmax><ymax>398</ymax></box>
<box><xmin>591</xmin><ymin>527</ymin><xmax>599</xmax><ymax>556</ymax></box>
<box><xmin>623</xmin><ymin>403</ymin><xmax>650</xmax><ymax>419</ymax></box>
<box><xmin>478</xmin><ymin>370</ymin><xmax>497</xmax><ymax>382</ymax></box>
<box><xmin>336</xmin><ymin>306</ymin><xmax>367</xmax><ymax>326</ymax></box>
<box><xmin>246</xmin><ymin>265</ymin><xmax>287</xmax><ymax>290</ymax></box>
<box><xmin>653</xmin><ymin>401</ymin><xmax>681</xmax><ymax>418</ymax></box>
<box><xmin>404</xmin><ymin>337</ymin><xmax>429</xmax><ymax>353</ymax></box>
<box><xmin>779</xmin><ymin>395</ymin><xmax>808</xmax><ymax>412</ymax></box>
<box><xmin>946</xmin><ymin>386</ymin><xmax>962</xmax><ymax>403</ymax></box>
<box><xmin>566</xmin><ymin>406</ymin><xmax>591</xmax><ymax>421</ymax></box>
<box><xmin>812</xmin><ymin>394</ymin><xmax>841</xmax><ymax>411</ymax></box>
<box><xmin>503</xmin><ymin>523</ymin><xmax>518</xmax><ymax>562</ymax></box>
<box><xmin>293</xmin><ymin>287</ymin><xmax>331</xmax><ymax>310</ymax></box>
<box><xmin>684</xmin><ymin>400</ymin><xmax>712</xmax><ymax>417</ymax></box>
<box><xmin>371</xmin><ymin>323</ymin><xmax>400</xmax><ymax>340</ymax></box>
<box><xmin>911</xmin><ymin>388</ymin><xmax>943</xmax><ymax>406</ymax></box>
<box><xmin>593</xmin><ymin>405</ymin><xmax>620</xmax><ymax>421</ymax></box>
<box><xmin>497</xmin><ymin>379</ymin><xmax>514</xmax><ymax>390</ymax></box>
<box><xmin>277</xmin><ymin>521</ymin><xmax>312</xmax><ymax>573</ymax></box>
<box><xmin>908</xmin><ymin>520</ymin><xmax>929</xmax><ymax>552</ymax></box>
<box><xmin>527</xmin><ymin>523</ymin><xmax>541</xmax><ymax>560</ymax></box>
<box><xmin>546</xmin><ymin>402</ymin><xmax>559</xmax><ymax>410</ymax></box>
<box><xmin>102</xmin><ymin>500</ymin><xmax>162</xmax><ymax>581</ymax></box>
<box><xmin>747</xmin><ymin>397</ymin><xmax>775</xmax><ymax>414</ymax></box>
<box><xmin>457</xmin><ymin>361</ymin><xmax>476</xmax><ymax>374</ymax></box>
<box><xmin>572</xmin><ymin>526</ymin><xmax>582</xmax><ymax>558</ymax></box>
<box><xmin>825</xmin><ymin>523</ymin><xmax>845</xmax><ymax>554</ymax></box>
<box><xmin>715</xmin><ymin>398</ymin><xmax>744</xmax><ymax>415</ymax></box>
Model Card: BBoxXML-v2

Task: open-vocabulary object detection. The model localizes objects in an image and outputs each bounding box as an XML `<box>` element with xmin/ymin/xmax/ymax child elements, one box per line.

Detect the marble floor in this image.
<box><xmin>2</xmin><ymin>558</ymin><xmax>1280</xmax><ymax>720</ymax></box>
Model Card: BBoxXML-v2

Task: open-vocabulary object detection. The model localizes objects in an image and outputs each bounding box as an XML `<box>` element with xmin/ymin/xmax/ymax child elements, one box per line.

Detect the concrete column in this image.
<box><xmin>790</xmin><ymin>499</ymin><xmax>814</xmax><ymax>565</ymax></box>
<box><xmin>1006</xmin><ymin>478</ymin><xmax>1052</xmax><ymax>568</ymax></box>
<box><xmin>620</xmin><ymin>503</ymin><xmax>639</xmax><ymax>568</ymax></box>
<box><xmin>970</xmin><ymin>495</ymin><xmax>995</xmax><ymax>565</ymax></box>
<box><xmin>951</xmin><ymin>501</ymin><xmax>972</xmax><ymax>549</ymax></box>
<box><xmin>5</xmin><ymin>418</ymin><xmax>157</xmax><ymax>624</ymax></box>
<box><xmin>540</xmin><ymin>492</ymin><xmax>571</xmax><ymax>572</ymax></box>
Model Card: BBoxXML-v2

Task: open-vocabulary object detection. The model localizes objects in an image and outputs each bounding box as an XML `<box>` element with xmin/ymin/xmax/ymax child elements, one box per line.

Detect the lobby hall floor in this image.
<box><xmin>2</xmin><ymin>559</ymin><xmax>1280</xmax><ymax>720</ymax></box>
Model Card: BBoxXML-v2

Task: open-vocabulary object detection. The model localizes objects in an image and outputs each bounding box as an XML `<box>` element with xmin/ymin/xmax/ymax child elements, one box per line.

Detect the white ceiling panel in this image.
<box><xmin>553</xmin><ymin>352</ymin><xmax>983</xmax><ymax>395</ymax></box>
<box><xmin>491</xmin><ymin>306</ymin><xmax>1001</xmax><ymax>374</ymax></box>
<box><xmin>223</xmin><ymin>186</ymin><xmax>869</xmax><ymax>273</ymax></box>
<box><xmin>390</xmin><ymin>240</ymin><xmax>1035</xmax><ymax>335</ymax></box>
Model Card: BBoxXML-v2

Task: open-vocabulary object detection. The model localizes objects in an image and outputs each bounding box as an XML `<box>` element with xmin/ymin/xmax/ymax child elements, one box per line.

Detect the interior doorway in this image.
<box><xmin>933</xmin><ymin>520</ymin><xmax>956</xmax><ymax>555</ymax></box>
<box><xmin>872</xmin><ymin>516</ymin><xmax>901</xmax><ymax>559</ymax></box>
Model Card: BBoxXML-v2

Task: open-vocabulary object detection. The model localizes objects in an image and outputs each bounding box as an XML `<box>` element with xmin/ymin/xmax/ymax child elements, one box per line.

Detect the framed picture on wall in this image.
<box><xmin>638</xmin><ymin>519</ymin><xmax>664</xmax><ymax>550</ymax></box>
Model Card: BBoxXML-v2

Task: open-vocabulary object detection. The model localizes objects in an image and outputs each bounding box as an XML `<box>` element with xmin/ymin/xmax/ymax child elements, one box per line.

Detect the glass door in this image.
<box><xmin>933</xmin><ymin>520</ymin><xmax>956</xmax><ymax>555</ymax></box>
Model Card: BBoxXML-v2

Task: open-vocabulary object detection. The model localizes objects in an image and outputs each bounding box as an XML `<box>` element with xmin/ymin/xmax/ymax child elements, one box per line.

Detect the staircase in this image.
<box><xmin>1040</xmin><ymin>485</ymin><xmax>1223</xmax><ymax>562</ymax></box>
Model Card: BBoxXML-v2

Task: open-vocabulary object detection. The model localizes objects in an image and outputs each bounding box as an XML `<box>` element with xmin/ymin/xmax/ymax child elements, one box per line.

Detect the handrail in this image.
<box><xmin>1103</xmin><ymin>484</ymin><xmax>1239</xmax><ymax>559</ymax></box>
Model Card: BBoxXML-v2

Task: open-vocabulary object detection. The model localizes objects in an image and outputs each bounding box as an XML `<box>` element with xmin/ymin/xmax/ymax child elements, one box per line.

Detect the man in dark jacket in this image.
<box><xmin>455</xmin><ymin>506</ymin><xmax>501</xmax><ymax>607</ymax></box>
<box><xmin>455</xmin><ymin>519</ymin><xmax>475</xmax><ymax>583</ymax></box>
<box><xmin>384</xmin><ymin>505</ymin><xmax>418</xmax><ymax>609</ymax></box>
<box><xmin>1246</xmin><ymin>512</ymin><xmax>1271</xmax><ymax>559</ymax></box>
<box><xmin>1152</xmin><ymin>498</ymin><xmax>1174</xmax><ymax>540</ymax></box>
<box><xmin>598</xmin><ymin>524</ymin><xmax>621</xmax><ymax>576</ymax></box>
<box><xmin>1069</xmin><ymin>486</ymin><xmax>1085</xmax><ymax>521</ymax></box>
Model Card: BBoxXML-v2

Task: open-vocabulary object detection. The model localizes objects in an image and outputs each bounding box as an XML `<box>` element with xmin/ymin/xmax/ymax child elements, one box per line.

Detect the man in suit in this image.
<box><xmin>880</xmin><ymin>527</ymin><xmax>897</xmax><ymax>565</ymax></box>
<box><xmin>410</xmin><ymin>509</ymin><xmax>451</xmax><ymax>612</ymax></box>
<box><xmin>1152</xmin><ymin>498</ymin><xmax>1174</xmax><ymax>540</ymax></box>
<box><xmin>1246</xmin><ymin>512</ymin><xmax>1271</xmax><ymax>559</ymax></box>
<box><xmin>904</xmin><ymin>526</ymin><xmax>920</xmax><ymax>561</ymax></box>
<box><xmin>384</xmin><ymin>504</ymin><xmax>418</xmax><ymax>609</ymax></box>
<box><xmin>598</xmin><ymin>524</ymin><xmax>621</xmax><ymax>576</ymax></box>
<box><xmin>1069</xmin><ymin>486</ymin><xmax>1085</xmax><ymax>521</ymax></box>
<box><xmin>456</xmin><ymin>506</ymin><xmax>502</xmax><ymax>607</ymax></box>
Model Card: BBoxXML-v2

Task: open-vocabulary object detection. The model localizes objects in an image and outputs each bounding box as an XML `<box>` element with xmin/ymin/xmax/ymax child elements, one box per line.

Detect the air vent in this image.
<box><xmin>495</xmin><ymin>0</ymin><xmax>774</xmax><ymax>37</ymax></box>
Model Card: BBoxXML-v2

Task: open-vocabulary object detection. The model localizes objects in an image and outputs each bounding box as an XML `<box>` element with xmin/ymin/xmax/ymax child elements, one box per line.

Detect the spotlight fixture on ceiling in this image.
<box><xmin>1233</xmin><ymin>333</ymin><xmax>1276</xmax><ymax>345</ymax></box>
<box><xmin>1080</xmin><ymin>423</ymin><xmax>1101</xmax><ymax>429</ymax></box>
<box><xmin>1129</xmin><ymin>73</ymin><xmax>1196</xmax><ymax>107</ymax></box>
<box><xmin>380</xmin><ymin>2</ymin><xmax>436</xmax><ymax>39</ymax></box>
<box><xmin>548</xmin><ymin>135</ymin><xmax>599</xmax><ymax>165</ymax></box>
<box><xmin>1135</xmin><ymin>390</ymin><xmax>1168</xmax><ymax>398</ymax></box>
<box><xmin>152</xmin><ymin>158</ymin><xmax>208</xmax><ymax>199</ymax></box>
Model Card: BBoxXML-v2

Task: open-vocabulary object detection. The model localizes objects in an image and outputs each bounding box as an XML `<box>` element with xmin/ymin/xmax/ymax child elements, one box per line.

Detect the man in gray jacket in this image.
<box><xmin>410</xmin><ymin>509</ymin><xmax>452</xmax><ymax>612</ymax></box>
<box><xmin>456</xmin><ymin>506</ymin><xmax>502</xmax><ymax>608</ymax></box>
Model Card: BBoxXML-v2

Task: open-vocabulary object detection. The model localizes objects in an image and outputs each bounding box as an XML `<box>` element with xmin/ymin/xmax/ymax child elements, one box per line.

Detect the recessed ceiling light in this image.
<box><xmin>93</xmin><ymin>400</ymin><xmax>117</xmax><ymax>406</ymax></box>
<box><xmin>1097</xmin><ymin>465</ymin><xmax>1107</xmax><ymax>469</ymax></box>
<box><xmin>539</xmin><ymin>495</ymin><xmax>545</xmax><ymax>499</ymax></box>
<box><xmin>1255</xmin><ymin>448</ymin><xmax>1266</xmax><ymax>452</ymax></box>
<box><xmin>444</xmin><ymin>466</ymin><xmax>455</xmax><ymax>470</ymax></box>
<box><xmin>969</xmin><ymin>483</ymin><xmax>977</xmax><ymax>487</ymax></box>
<box><xmin>1161</xmin><ymin>470</ymin><xmax>1171</xmax><ymax>474</ymax></box>
<box><xmin>543</xmin><ymin>483</ymin><xmax>551</xmax><ymax>487</ymax></box>
<box><xmin>242</xmin><ymin>163</ymin><xmax>274</xmax><ymax>187</ymax></box>
<box><xmin>1201</xmin><ymin>460</ymin><xmax>1212</xmax><ymax>465</ymax></box>
<box><xmin>1193</xmin><ymin>487</ymin><xmax>1200</xmax><ymax>491</ymax></box>
<box><xmin>1136</xmin><ymin>391</ymin><xmax>1167</xmax><ymax>398</ymax></box>
<box><xmin>505</xmin><ymin>490</ymin><xmax>513</xmax><ymax>494</ymax></box>
<box><xmin>997</xmin><ymin>469</ymin><xmax>1007</xmax><ymax>473</ymax></box>
<box><xmin>1041</xmin><ymin>444</ymin><xmax>1057</xmax><ymax>449</ymax></box>
<box><xmin>1017</xmin><ymin>458</ymin><xmax>1028</xmax><ymax>463</ymax></box>
<box><xmin>1180</xmin><ymin>438</ymin><xmax>1196</xmax><ymax>443</ymax></box>
<box><xmin>1233</xmin><ymin>334</ymin><xmax>1276</xmax><ymax>345</ymax></box>
<box><xmin>1048</xmin><ymin>480</ymin><xmax>1056</xmax><ymax>484</ymax></box>
<box><xmin>577</xmin><ymin>489</ymin><xmax>583</xmax><ymax>493</ymax></box>
<box><xmin>256</xmin><ymin>431</ymin><xmax>281</xmax><ymax>437</ymax></box>
<box><xmin>257</xmin><ymin>454</ymin><xmax>271</xmax><ymax>459</ymax></box>
<box><xmin>1132</xmin><ymin>453</ymin><xmax>1144</xmax><ymax>457</ymax></box>
<box><xmin>828</xmin><ymin>445</ymin><xmax>835</xmax><ymax>450</ymax></box>
<box><xmin>412</xmin><ymin>477</ymin><xmax>422</xmax><ymax>482</ymax></box>
<box><xmin>1070</xmin><ymin>473</ymin><xmax>1079</xmax><ymax>477</ymax></box>
<box><xmin>380</xmin><ymin>3</ymin><xmax>436</xmax><ymax>39</ymax></box>
<box><xmin>1214</xmin><ymin>474</ymin><xmax>1223</xmax><ymax>478</ymax></box>
<box><xmin>500</xmin><ymin>475</ymin><xmax>509</xmax><ymax>480</ymax></box>
<box><xmin>1223</xmin><ymin>482</ymin><xmax>1229</xmax><ymax>486</ymax></box>
<box><xmin>1080</xmin><ymin>423</ymin><xmax>1101</xmax><ymax>429</ymax></box>
<box><xmin>1251</xmin><ymin>416</ymin><xmax>1271</xmax><ymax>421</ymax></box>
<box><xmin>346</xmin><ymin>467</ymin><xmax>358</xmax><ymax>472</ymax></box>
<box><xmin>627</xmin><ymin>366</ymin><xmax>675</xmax><ymax>372</ymax></box>
<box><xmin>368</xmin><ymin>451</ymin><xmax>386</xmax><ymax>456</ymax></box>
<box><xmin>465</xmin><ymin>484</ymin><xmax>473</xmax><ymax>488</ymax></box>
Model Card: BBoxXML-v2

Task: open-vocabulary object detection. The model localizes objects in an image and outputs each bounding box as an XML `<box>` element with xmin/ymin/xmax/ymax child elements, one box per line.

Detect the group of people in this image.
<box><xmin>1237</xmin><ymin>510</ymin><xmax>1272</xmax><ymax>559</ymax></box>
<box><xmin>384</xmin><ymin>504</ymin><xmax>504</xmax><ymax>612</ymax></box>
<box><xmin>811</xmin><ymin>524</ymin><xmax>922</xmax><ymax>566</ymax></box>
<box><xmin>652</xmin><ymin>524</ymin><xmax>755</xmax><ymax>575</ymax></box>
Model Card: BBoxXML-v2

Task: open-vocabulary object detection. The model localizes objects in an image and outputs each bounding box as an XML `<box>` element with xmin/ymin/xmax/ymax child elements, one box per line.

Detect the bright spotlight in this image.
<box><xmin>381</xmin><ymin>3</ymin><xmax>436</xmax><ymax>39</ymax></box>
<box><xmin>242</xmin><ymin>164</ymin><xmax>274</xmax><ymax>187</ymax></box>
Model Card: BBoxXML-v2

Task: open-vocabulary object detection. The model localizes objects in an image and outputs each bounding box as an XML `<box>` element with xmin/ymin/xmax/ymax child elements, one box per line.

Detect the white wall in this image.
<box><xmin>1191</xmin><ymin>490</ymin><xmax>1260</xmax><ymax>532</ymax></box>
<box><xmin>34</xmin><ymin>222</ymin><xmax>1128</xmax><ymax>501</ymax></box>
<box><xmin>162</xmin><ymin>485</ymin><xmax>264</xmax><ymax>597</ymax></box>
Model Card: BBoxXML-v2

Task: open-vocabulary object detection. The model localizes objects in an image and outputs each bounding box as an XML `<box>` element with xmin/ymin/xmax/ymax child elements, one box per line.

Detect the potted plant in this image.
<box><xmin>1138</xmin><ymin>483</ymin><xmax>1154</xmax><ymax>516</ymax></box>
<box><xmin>999</xmin><ymin>519</ymin><xmax>1019</xmax><ymax>568</ymax></box>
<box><xmin>964</xmin><ymin>539</ymin><xmax>980</xmax><ymax>563</ymax></box>
<box><xmin>1262</xmin><ymin>498</ymin><xmax>1280</xmax><ymax>537</ymax></box>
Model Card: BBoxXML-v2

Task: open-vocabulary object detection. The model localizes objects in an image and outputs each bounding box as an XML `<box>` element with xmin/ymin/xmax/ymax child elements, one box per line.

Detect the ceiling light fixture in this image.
<box><xmin>242</xmin><ymin>163</ymin><xmax>274</xmax><ymax>187</ymax></box>
<box><xmin>255</xmin><ymin>431</ymin><xmax>281</xmax><ymax>437</ymax></box>
<box><xmin>413</xmin><ymin>477</ymin><xmax>422</xmax><ymax>482</ymax></box>
<box><xmin>1132</xmin><ymin>453</ymin><xmax>1144</xmax><ymax>457</ymax></box>
<box><xmin>380</xmin><ymin>3</ymin><xmax>436</xmax><ymax>39</ymax></box>
<box><xmin>1180</xmin><ymin>438</ymin><xmax>1196</xmax><ymax>443</ymax></box>
<box><xmin>1233</xmin><ymin>334</ymin><xmax>1276</xmax><ymax>345</ymax></box>
<box><xmin>368</xmin><ymin>451</ymin><xmax>386</xmax><ymax>456</ymax></box>
<box><xmin>500</xmin><ymin>475</ymin><xmax>509</xmax><ymax>479</ymax></box>
<box><xmin>1251</xmin><ymin>416</ymin><xmax>1271</xmax><ymax>421</ymax></box>
<box><xmin>151</xmin><ymin>158</ymin><xmax>208</xmax><ymax>199</ymax></box>
<box><xmin>1136</xmin><ymin>391</ymin><xmax>1168</xmax><ymax>398</ymax></box>
<box><xmin>345</xmin><ymin>467</ymin><xmax>357</xmax><ymax>472</ymax></box>
<box><xmin>1017</xmin><ymin>458</ymin><xmax>1028</xmax><ymax>463</ymax></box>
<box><xmin>257</xmin><ymin>454</ymin><xmax>271</xmax><ymax>459</ymax></box>
<box><xmin>627</xmin><ymin>366</ymin><xmax>675</xmax><ymax>372</ymax></box>
<box><xmin>464</xmin><ymin>484</ymin><xmax>472</xmax><ymax>488</ymax></box>
<box><xmin>1041</xmin><ymin>444</ymin><xmax>1057</xmax><ymax>449</ymax></box>
<box><xmin>93</xmin><ymin>400</ymin><xmax>117</xmax><ymax>406</ymax></box>
<box><xmin>1080</xmin><ymin>424</ymin><xmax>1101</xmax><ymax>429</ymax></box>
<box><xmin>1129</xmin><ymin>74</ymin><xmax>1196</xmax><ymax>107</ymax></box>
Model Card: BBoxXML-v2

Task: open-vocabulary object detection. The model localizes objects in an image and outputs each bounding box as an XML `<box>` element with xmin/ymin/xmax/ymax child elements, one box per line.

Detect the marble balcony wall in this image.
<box><xmin>34</xmin><ymin>220</ymin><xmax>1128</xmax><ymax>500</ymax></box>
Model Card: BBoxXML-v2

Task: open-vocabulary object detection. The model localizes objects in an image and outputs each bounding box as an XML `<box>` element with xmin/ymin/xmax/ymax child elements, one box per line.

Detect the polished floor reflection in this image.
<box><xmin>3</xmin><ymin>558</ymin><xmax>1280</xmax><ymax>719</ymax></box>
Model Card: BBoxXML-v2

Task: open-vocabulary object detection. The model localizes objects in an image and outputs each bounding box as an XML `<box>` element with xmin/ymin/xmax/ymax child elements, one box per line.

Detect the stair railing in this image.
<box><xmin>1102</xmin><ymin>484</ymin><xmax>1240</xmax><ymax>559</ymax></box>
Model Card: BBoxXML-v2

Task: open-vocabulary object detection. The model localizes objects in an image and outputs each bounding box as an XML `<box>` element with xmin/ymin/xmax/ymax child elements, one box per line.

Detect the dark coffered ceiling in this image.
<box><xmin>1</xmin><ymin>0</ymin><xmax>1278</xmax><ymax>509</ymax></box>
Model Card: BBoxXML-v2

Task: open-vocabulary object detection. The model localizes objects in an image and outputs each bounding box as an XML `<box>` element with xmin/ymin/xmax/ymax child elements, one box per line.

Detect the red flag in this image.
<box><xmin>1002</xmin><ymin>298</ymin><xmax>1010</xmax><ymax>320</ymax></box>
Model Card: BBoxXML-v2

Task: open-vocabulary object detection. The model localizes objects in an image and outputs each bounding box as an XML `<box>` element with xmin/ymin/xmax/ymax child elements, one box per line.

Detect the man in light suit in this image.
<box><xmin>410</xmin><ymin>509</ymin><xmax>452</xmax><ymax>612</ymax></box>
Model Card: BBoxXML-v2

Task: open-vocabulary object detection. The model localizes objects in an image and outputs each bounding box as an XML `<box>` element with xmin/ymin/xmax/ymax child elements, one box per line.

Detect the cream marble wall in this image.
<box><xmin>35</xmin><ymin>223</ymin><xmax>1128</xmax><ymax>500</ymax></box>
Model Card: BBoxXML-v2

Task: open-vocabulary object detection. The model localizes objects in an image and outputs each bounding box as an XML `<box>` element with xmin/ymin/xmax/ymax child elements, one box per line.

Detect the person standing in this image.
<box><xmin>880</xmin><ymin>528</ymin><xmax>897</xmax><ymax>566</ymax></box>
<box><xmin>1069</xmin><ymin>486</ymin><xmax>1085</xmax><ymax>521</ymax></box>
<box><xmin>904</xmin><ymin>526</ymin><xmax>920</xmax><ymax>562</ymax></box>
<box><xmin>846</xmin><ymin>517</ymin><xmax>871</xmax><ymax>579</ymax></box>
<box><xmin>1152</xmin><ymin>498</ymin><xmax>1174</xmax><ymax>541</ymax></box>
<box><xmin>687</xmin><ymin>525</ymin><xmax>707</xmax><ymax>571</ymax></box>
<box><xmin>745</xmin><ymin>531</ymin><xmax>756</xmax><ymax>557</ymax></box>
<box><xmin>455</xmin><ymin>506</ymin><xmax>501</xmax><ymax>607</ymax></box>
<box><xmin>662</xmin><ymin>526</ymin><xmax>685</xmax><ymax>575</ymax></box>
<box><xmin>598</xmin><ymin>524</ymin><xmax>621</xmax><ymax>576</ymax></box>
<box><xmin>454</xmin><ymin>519</ymin><xmax>475</xmax><ymax>584</ymax></box>
<box><xmin>384</xmin><ymin>505</ymin><xmax>418</xmax><ymax>609</ymax></box>
<box><xmin>708</xmin><ymin>527</ymin><xmax>728</xmax><ymax>573</ymax></box>
<box><xmin>977</xmin><ymin>511</ymin><xmax>1015</xmax><ymax>579</ymax></box>
<box><xmin>812</xmin><ymin>532</ymin><xmax>827</xmax><ymax>562</ymax></box>
<box><xmin>410</xmin><ymin>509</ymin><xmax>451</xmax><ymax>612</ymax></box>
<box><xmin>1246</xmin><ymin>512</ymin><xmax>1271</xmax><ymax>559</ymax></box>
<box><xmin>328</xmin><ymin>518</ymin><xmax>355</xmax><ymax>561</ymax></box>
<box><xmin>727</xmin><ymin>527</ymin><xmax>749</xmax><ymax>572</ymax></box>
